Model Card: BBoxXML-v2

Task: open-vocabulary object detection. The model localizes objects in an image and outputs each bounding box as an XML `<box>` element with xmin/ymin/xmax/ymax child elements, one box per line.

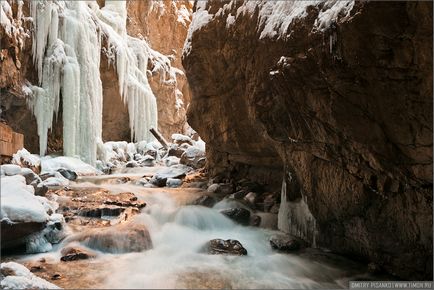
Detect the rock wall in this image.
<box><xmin>126</xmin><ymin>0</ymin><xmax>192</xmax><ymax>139</ymax></box>
<box><xmin>0</xmin><ymin>0</ymin><xmax>192</xmax><ymax>153</ymax></box>
<box><xmin>183</xmin><ymin>0</ymin><xmax>432</xmax><ymax>280</ymax></box>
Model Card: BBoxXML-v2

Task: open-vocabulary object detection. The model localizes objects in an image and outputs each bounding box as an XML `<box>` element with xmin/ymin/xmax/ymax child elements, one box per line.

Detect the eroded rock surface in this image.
<box><xmin>183</xmin><ymin>0</ymin><xmax>433</xmax><ymax>279</ymax></box>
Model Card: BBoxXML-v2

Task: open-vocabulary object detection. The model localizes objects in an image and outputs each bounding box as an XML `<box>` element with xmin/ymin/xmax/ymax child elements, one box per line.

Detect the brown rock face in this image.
<box><xmin>126</xmin><ymin>0</ymin><xmax>193</xmax><ymax>139</ymax></box>
<box><xmin>183</xmin><ymin>1</ymin><xmax>432</xmax><ymax>280</ymax></box>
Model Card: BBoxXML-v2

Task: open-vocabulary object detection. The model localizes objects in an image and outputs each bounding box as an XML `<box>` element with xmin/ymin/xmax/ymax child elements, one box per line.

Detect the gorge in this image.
<box><xmin>1</xmin><ymin>0</ymin><xmax>432</xmax><ymax>289</ymax></box>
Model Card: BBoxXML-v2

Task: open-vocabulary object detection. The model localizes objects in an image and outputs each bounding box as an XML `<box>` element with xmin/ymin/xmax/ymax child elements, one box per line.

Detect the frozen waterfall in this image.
<box><xmin>27</xmin><ymin>0</ymin><xmax>158</xmax><ymax>164</ymax></box>
<box><xmin>278</xmin><ymin>171</ymin><xmax>318</xmax><ymax>247</ymax></box>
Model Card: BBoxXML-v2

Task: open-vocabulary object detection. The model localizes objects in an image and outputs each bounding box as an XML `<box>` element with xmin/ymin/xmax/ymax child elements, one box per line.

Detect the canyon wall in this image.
<box><xmin>183</xmin><ymin>0</ymin><xmax>433</xmax><ymax>279</ymax></box>
<box><xmin>0</xmin><ymin>0</ymin><xmax>192</xmax><ymax>155</ymax></box>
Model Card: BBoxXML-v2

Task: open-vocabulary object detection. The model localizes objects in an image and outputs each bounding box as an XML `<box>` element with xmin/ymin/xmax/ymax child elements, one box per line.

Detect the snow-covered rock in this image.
<box><xmin>0</xmin><ymin>262</ymin><xmax>61</xmax><ymax>289</ymax></box>
<box><xmin>1</xmin><ymin>175</ymin><xmax>49</xmax><ymax>223</ymax></box>
<box><xmin>171</xmin><ymin>133</ymin><xmax>193</xmax><ymax>145</ymax></box>
<box><xmin>0</xmin><ymin>164</ymin><xmax>22</xmax><ymax>176</ymax></box>
<box><xmin>180</xmin><ymin>145</ymin><xmax>206</xmax><ymax>169</ymax></box>
<box><xmin>12</xmin><ymin>148</ymin><xmax>41</xmax><ymax>173</ymax></box>
<box><xmin>41</xmin><ymin>156</ymin><xmax>98</xmax><ymax>175</ymax></box>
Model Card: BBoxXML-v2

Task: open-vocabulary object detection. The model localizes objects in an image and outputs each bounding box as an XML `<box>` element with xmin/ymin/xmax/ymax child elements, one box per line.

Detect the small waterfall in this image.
<box><xmin>278</xmin><ymin>171</ymin><xmax>318</xmax><ymax>247</ymax></box>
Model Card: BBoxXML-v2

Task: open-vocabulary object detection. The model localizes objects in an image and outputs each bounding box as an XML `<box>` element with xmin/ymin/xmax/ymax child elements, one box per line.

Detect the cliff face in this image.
<box><xmin>126</xmin><ymin>0</ymin><xmax>192</xmax><ymax>139</ymax></box>
<box><xmin>183</xmin><ymin>0</ymin><xmax>432</xmax><ymax>279</ymax></box>
<box><xmin>0</xmin><ymin>0</ymin><xmax>192</xmax><ymax>154</ymax></box>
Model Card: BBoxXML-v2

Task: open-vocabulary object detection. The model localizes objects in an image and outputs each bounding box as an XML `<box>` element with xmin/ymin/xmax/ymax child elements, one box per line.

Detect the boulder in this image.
<box><xmin>168</xmin><ymin>144</ymin><xmax>185</xmax><ymax>158</ymax></box>
<box><xmin>166</xmin><ymin>178</ymin><xmax>183</xmax><ymax>188</ymax></box>
<box><xmin>164</xmin><ymin>156</ymin><xmax>180</xmax><ymax>167</ymax></box>
<box><xmin>180</xmin><ymin>146</ymin><xmax>206</xmax><ymax>169</ymax></box>
<box><xmin>150</xmin><ymin>167</ymin><xmax>188</xmax><ymax>187</ymax></box>
<box><xmin>220</xmin><ymin>208</ymin><xmax>250</xmax><ymax>225</ymax></box>
<box><xmin>269</xmin><ymin>235</ymin><xmax>302</xmax><ymax>252</ymax></box>
<box><xmin>78</xmin><ymin>206</ymin><xmax>125</xmax><ymax>218</ymax></box>
<box><xmin>68</xmin><ymin>223</ymin><xmax>152</xmax><ymax>254</ymax></box>
<box><xmin>205</xmin><ymin>239</ymin><xmax>247</xmax><ymax>256</ymax></box>
<box><xmin>191</xmin><ymin>195</ymin><xmax>216</xmax><ymax>208</ymax></box>
<box><xmin>171</xmin><ymin>133</ymin><xmax>194</xmax><ymax>146</ymax></box>
<box><xmin>207</xmin><ymin>183</ymin><xmax>234</xmax><ymax>196</ymax></box>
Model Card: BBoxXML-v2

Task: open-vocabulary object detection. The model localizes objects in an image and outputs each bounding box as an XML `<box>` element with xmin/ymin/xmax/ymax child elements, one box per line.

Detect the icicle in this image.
<box><xmin>277</xmin><ymin>170</ymin><xmax>319</xmax><ymax>246</ymax></box>
<box><xmin>28</xmin><ymin>0</ymin><xmax>159</xmax><ymax>164</ymax></box>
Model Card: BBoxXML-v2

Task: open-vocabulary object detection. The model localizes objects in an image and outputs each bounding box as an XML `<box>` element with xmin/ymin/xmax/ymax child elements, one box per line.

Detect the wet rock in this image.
<box><xmin>168</xmin><ymin>144</ymin><xmax>185</xmax><ymax>158</ymax></box>
<box><xmin>0</xmin><ymin>220</ymin><xmax>45</xmax><ymax>251</ymax></box>
<box><xmin>57</xmin><ymin>169</ymin><xmax>78</xmax><ymax>181</ymax></box>
<box><xmin>60</xmin><ymin>246</ymin><xmax>96</xmax><ymax>262</ymax></box>
<box><xmin>269</xmin><ymin>235</ymin><xmax>301</xmax><ymax>252</ymax></box>
<box><xmin>220</xmin><ymin>208</ymin><xmax>250</xmax><ymax>226</ymax></box>
<box><xmin>249</xmin><ymin>215</ymin><xmax>261</xmax><ymax>227</ymax></box>
<box><xmin>207</xmin><ymin>183</ymin><xmax>234</xmax><ymax>196</ymax></box>
<box><xmin>68</xmin><ymin>223</ymin><xmax>153</xmax><ymax>253</ymax></box>
<box><xmin>167</xmin><ymin>178</ymin><xmax>183</xmax><ymax>188</ymax></box>
<box><xmin>205</xmin><ymin>239</ymin><xmax>247</xmax><ymax>256</ymax></box>
<box><xmin>51</xmin><ymin>273</ymin><xmax>62</xmax><ymax>280</ymax></box>
<box><xmin>231</xmin><ymin>190</ymin><xmax>248</xmax><ymax>199</ymax></box>
<box><xmin>149</xmin><ymin>175</ymin><xmax>168</xmax><ymax>187</ymax></box>
<box><xmin>39</xmin><ymin>172</ymin><xmax>55</xmax><ymax>181</ymax></box>
<box><xmin>244</xmin><ymin>192</ymin><xmax>257</xmax><ymax>205</ymax></box>
<box><xmin>180</xmin><ymin>146</ymin><xmax>206</xmax><ymax>169</ymax></box>
<box><xmin>191</xmin><ymin>195</ymin><xmax>216</xmax><ymax>208</ymax></box>
<box><xmin>78</xmin><ymin>206</ymin><xmax>125</xmax><ymax>218</ymax></box>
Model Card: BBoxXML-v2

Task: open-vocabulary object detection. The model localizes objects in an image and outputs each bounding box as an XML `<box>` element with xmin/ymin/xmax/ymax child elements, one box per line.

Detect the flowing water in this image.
<box><xmin>11</xmin><ymin>176</ymin><xmax>375</xmax><ymax>289</ymax></box>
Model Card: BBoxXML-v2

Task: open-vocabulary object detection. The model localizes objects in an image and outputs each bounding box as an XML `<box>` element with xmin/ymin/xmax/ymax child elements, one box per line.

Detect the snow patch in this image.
<box><xmin>0</xmin><ymin>175</ymin><xmax>49</xmax><ymax>223</ymax></box>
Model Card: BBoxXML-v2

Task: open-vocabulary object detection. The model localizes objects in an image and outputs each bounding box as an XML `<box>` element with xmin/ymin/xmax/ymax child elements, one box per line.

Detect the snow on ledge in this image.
<box><xmin>183</xmin><ymin>0</ymin><xmax>355</xmax><ymax>53</ymax></box>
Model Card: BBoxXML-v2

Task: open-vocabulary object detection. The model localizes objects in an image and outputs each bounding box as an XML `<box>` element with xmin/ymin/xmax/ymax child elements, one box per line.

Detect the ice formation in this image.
<box><xmin>278</xmin><ymin>171</ymin><xmax>318</xmax><ymax>247</ymax></box>
<box><xmin>26</xmin><ymin>0</ymin><xmax>160</xmax><ymax>165</ymax></box>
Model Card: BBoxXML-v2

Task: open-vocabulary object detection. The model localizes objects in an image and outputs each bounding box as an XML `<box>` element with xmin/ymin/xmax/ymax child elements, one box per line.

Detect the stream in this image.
<box><xmin>5</xmin><ymin>171</ymin><xmax>376</xmax><ymax>289</ymax></box>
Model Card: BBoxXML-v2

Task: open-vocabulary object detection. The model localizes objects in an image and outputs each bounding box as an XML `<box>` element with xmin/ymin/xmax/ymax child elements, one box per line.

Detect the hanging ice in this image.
<box><xmin>278</xmin><ymin>170</ymin><xmax>318</xmax><ymax>247</ymax></box>
<box><xmin>27</xmin><ymin>0</ymin><xmax>158</xmax><ymax>165</ymax></box>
